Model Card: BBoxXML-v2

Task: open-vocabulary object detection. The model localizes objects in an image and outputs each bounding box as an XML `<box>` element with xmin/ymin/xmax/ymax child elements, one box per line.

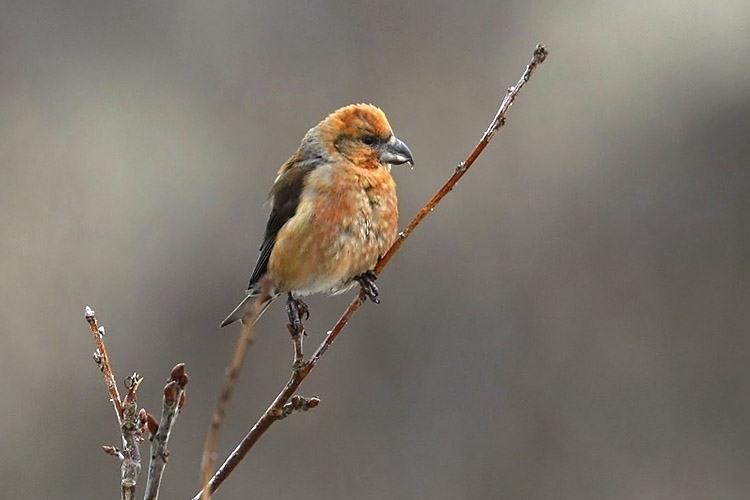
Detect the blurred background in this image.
<box><xmin>2</xmin><ymin>1</ymin><xmax>749</xmax><ymax>499</ymax></box>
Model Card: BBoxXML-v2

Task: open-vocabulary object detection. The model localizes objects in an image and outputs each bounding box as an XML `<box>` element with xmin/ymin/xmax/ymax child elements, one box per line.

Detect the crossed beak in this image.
<box><xmin>380</xmin><ymin>135</ymin><xmax>414</xmax><ymax>166</ymax></box>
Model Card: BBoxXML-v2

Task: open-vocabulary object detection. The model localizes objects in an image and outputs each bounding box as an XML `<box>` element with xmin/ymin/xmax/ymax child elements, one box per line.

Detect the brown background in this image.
<box><xmin>2</xmin><ymin>1</ymin><xmax>749</xmax><ymax>499</ymax></box>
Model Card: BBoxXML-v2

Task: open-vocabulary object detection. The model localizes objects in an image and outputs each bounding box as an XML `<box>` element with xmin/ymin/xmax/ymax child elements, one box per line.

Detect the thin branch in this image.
<box><xmin>288</xmin><ymin>323</ymin><xmax>305</xmax><ymax>368</ymax></box>
<box><xmin>200</xmin><ymin>281</ymin><xmax>274</xmax><ymax>500</ymax></box>
<box><xmin>192</xmin><ymin>44</ymin><xmax>549</xmax><ymax>500</ymax></box>
<box><xmin>86</xmin><ymin>306</ymin><xmax>123</xmax><ymax>423</ymax></box>
<box><xmin>144</xmin><ymin>363</ymin><xmax>189</xmax><ymax>500</ymax></box>
<box><xmin>375</xmin><ymin>43</ymin><xmax>548</xmax><ymax>272</ymax></box>
<box><xmin>87</xmin><ymin>307</ymin><xmax>146</xmax><ymax>500</ymax></box>
<box><xmin>121</xmin><ymin>374</ymin><xmax>144</xmax><ymax>500</ymax></box>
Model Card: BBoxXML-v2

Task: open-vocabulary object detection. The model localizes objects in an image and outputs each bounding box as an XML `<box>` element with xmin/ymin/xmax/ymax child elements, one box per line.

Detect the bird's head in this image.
<box><xmin>314</xmin><ymin>103</ymin><xmax>414</xmax><ymax>169</ymax></box>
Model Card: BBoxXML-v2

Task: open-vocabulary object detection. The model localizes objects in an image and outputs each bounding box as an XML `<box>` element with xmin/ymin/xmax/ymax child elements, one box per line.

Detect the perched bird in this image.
<box><xmin>221</xmin><ymin>103</ymin><xmax>414</xmax><ymax>328</ymax></box>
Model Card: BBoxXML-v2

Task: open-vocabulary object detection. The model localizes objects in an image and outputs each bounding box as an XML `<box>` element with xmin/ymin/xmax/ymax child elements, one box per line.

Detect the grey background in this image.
<box><xmin>2</xmin><ymin>1</ymin><xmax>749</xmax><ymax>499</ymax></box>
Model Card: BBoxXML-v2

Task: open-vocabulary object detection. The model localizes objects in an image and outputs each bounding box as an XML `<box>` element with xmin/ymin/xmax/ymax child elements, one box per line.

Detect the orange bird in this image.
<box><xmin>221</xmin><ymin>103</ymin><xmax>414</xmax><ymax>328</ymax></box>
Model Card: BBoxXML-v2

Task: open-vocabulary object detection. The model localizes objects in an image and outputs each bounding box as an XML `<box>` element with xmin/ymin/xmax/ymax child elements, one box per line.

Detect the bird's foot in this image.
<box><xmin>355</xmin><ymin>270</ymin><xmax>380</xmax><ymax>304</ymax></box>
<box><xmin>286</xmin><ymin>293</ymin><xmax>309</xmax><ymax>334</ymax></box>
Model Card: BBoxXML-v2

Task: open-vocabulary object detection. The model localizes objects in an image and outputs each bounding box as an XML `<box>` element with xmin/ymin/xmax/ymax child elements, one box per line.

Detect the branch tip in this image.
<box><xmin>533</xmin><ymin>43</ymin><xmax>548</xmax><ymax>63</ymax></box>
<box><xmin>144</xmin><ymin>364</ymin><xmax>189</xmax><ymax>500</ymax></box>
<box><xmin>170</xmin><ymin>363</ymin><xmax>186</xmax><ymax>382</ymax></box>
<box><xmin>124</xmin><ymin>373</ymin><xmax>143</xmax><ymax>392</ymax></box>
<box><xmin>163</xmin><ymin>380</ymin><xmax>179</xmax><ymax>404</ymax></box>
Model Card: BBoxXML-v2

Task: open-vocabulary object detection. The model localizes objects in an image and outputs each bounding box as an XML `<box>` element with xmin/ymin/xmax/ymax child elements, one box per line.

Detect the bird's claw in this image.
<box><xmin>286</xmin><ymin>294</ymin><xmax>309</xmax><ymax>333</ymax></box>
<box><xmin>355</xmin><ymin>270</ymin><xmax>380</xmax><ymax>304</ymax></box>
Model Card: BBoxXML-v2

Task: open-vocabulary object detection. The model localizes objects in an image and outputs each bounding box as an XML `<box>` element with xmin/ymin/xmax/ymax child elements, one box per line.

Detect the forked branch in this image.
<box><xmin>86</xmin><ymin>307</ymin><xmax>143</xmax><ymax>500</ymax></box>
<box><xmin>86</xmin><ymin>308</ymin><xmax>188</xmax><ymax>500</ymax></box>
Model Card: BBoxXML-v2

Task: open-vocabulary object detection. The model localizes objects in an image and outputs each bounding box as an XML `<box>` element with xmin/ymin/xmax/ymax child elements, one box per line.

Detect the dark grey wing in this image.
<box><xmin>246</xmin><ymin>156</ymin><xmax>322</xmax><ymax>293</ymax></box>
<box><xmin>246</xmin><ymin>194</ymin><xmax>299</xmax><ymax>291</ymax></box>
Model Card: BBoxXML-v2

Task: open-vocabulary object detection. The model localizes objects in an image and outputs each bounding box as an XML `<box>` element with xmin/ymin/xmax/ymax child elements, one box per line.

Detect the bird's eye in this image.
<box><xmin>362</xmin><ymin>135</ymin><xmax>377</xmax><ymax>146</ymax></box>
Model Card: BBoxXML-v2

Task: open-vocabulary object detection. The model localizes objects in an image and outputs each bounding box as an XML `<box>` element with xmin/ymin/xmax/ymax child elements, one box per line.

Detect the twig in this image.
<box><xmin>375</xmin><ymin>43</ymin><xmax>548</xmax><ymax>272</ymax></box>
<box><xmin>200</xmin><ymin>282</ymin><xmax>273</xmax><ymax>500</ymax></box>
<box><xmin>192</xmin><ymin>44</ymin><xmax>549</xmax><ymax>500</ymax></box>
<box><xmin>144</xmin><ymin>364</ymin><xmax>190</xmax><ymax>500</ymax></box>
<box><xmin>121</xmin><ymin>374</ymin><xmax>144</xmax><ymax>500</ymax></box>
<box><xmin>288</xmin><ymin>323</ymin><xmax>305</xmax><ymax>368</ymax></box>
<box><xmin>86</xmin><ymin>306</ymin><xmax>123</xmax><ymax>423</ymax></box>
<box><xmin>87</xmin><ymin>307</ymin><xmax>146</xmax><ymax>500</ymax></box>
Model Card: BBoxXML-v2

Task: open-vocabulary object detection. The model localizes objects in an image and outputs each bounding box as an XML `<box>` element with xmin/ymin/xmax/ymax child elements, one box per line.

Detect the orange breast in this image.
<box><xmin>267</xmin><ymin>162</ymin><xmax>398</xmax><ymax>295</ymax></box>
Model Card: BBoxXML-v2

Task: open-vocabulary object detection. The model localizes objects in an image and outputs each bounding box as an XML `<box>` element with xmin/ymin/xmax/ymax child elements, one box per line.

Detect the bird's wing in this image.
<box><xmin>246</xmin><ymin>155</ymin><xmax>323</xmax><ymax>293</ymax></box>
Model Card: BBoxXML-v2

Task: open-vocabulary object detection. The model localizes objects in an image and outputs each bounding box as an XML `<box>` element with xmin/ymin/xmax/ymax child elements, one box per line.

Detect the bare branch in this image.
<box><xmin>144</xmin><ymin>364</ymin><xmax>190</xmax><ymax>500</ymax></box>
<box><xmin>375</xmin><ymin>43</ymin><xmax>549</xmax><ymax>272</ymax></box>
<box><xmin>86</xmin><ymin>306</ymin><xmax>123</xmax><ymax>423</ymax></box>
<box><xmin>287</xmin><ymin>323</ymin><xmax>305</xmax><ymax>368</ymax></box>
<box><xmin>200</xmin><ymin>283</ymin><xmax>274</xmax><ymax>500</ymax></box>
<box><xmin>192</xmin><ymin>44</ymin><xmax>549</xmax><ymax>500</ymax></box>
<box><xmin>87</xmin><ymin>307</ymin><xmax>147</xmax><ymax>500</ymax></box>
<box><xmin>121</xmin><ymin>373</ymin><xmax>144</xmax><ymax>500</ymax></box>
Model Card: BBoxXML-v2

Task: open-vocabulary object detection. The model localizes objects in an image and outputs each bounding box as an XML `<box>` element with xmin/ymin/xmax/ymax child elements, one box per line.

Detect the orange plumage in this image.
<box><xmin>221</xmin><ymin>104</ymin><xmax>413</xmax><ymax>328</ymax></box>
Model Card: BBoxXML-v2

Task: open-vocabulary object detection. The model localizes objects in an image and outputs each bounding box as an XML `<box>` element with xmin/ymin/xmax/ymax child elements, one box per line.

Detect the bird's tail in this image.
<box><xmin>220</xmin><ymin>293</ymin><xmax>275</xmax><ymax>328</ymax></box>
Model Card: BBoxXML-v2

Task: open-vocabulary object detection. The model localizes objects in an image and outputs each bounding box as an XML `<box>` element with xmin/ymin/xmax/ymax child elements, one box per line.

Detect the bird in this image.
<box><xmin>221</xmin><ymin>103</ymin><xmax>414</xmax><ymax>329</ymax></box>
